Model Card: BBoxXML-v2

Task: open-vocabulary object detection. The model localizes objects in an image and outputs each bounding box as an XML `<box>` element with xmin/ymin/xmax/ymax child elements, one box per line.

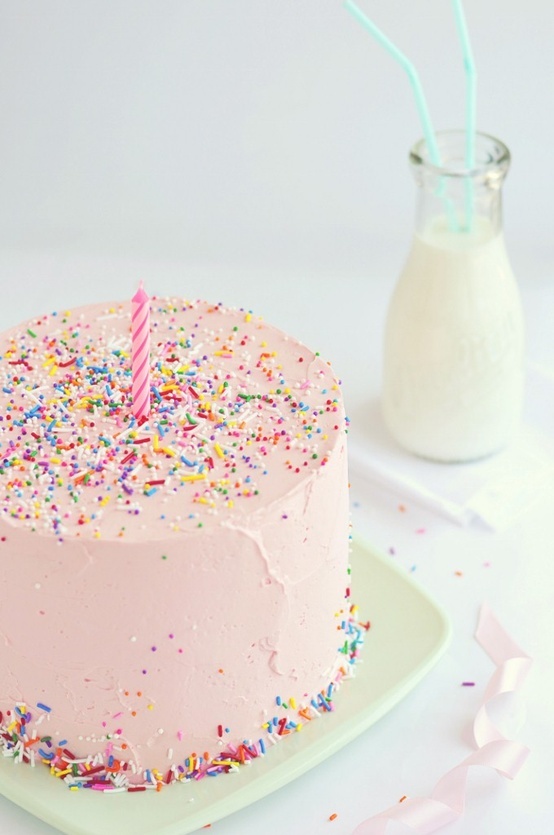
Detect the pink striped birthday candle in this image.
<box><xmin>131</xmin><ymin>282</ymin><xmax>151</xmax><ymax>419</ymax></box>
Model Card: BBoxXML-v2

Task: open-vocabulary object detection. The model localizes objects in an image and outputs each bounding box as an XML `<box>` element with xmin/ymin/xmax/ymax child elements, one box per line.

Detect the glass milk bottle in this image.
<box><xmin>382</xmin><ymin>131</ymin><xmax>525</xmax><ymax>463</ymax></box>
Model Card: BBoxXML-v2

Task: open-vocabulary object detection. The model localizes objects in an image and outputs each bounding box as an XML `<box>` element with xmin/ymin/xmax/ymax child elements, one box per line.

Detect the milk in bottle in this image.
<box><xmin>382</xmin><ymin>132</ymin><xmax>524</xmax><ymax>462</ymax></box>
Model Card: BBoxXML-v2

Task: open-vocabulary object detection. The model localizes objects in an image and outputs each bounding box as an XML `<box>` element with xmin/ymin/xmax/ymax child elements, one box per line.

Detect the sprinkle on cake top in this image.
<box><xmin>0</xmin><ymin>299</ymin><xmax>345</xmax><ymax>541</ymax></box>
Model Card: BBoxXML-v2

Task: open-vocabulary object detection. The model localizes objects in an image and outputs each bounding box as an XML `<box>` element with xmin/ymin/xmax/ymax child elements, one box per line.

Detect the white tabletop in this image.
<box><xmin>0</xmin><ymin>253</ymin><xmax>551</xmax><ymax>835</ymax></box>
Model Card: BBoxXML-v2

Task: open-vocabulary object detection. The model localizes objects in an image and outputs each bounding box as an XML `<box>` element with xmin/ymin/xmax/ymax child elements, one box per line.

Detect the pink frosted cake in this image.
<box><xmin>0</xmin><ymin>298</ymin><xmax>363</xmax><ymax>792</ymax></box>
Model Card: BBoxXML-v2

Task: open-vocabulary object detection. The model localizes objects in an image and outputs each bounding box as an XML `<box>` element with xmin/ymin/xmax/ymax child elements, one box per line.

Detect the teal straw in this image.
<box><xmin>452</xmin><ymin>0</ymin><xmax>476</xmax><ymax>169</ymax></box>
<box><xmin>344</xmin><ymin>0</ymin><xmax>441</xmax><ymax>166</ymax></box>
<box><xmin>452</xmin><ymin>0</ymin><xmax>477</xmax><ymax>230</ymax></box>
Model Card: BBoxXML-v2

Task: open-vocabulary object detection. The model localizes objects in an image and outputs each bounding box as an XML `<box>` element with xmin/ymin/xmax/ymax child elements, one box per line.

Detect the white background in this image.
<box><xmin>1</xmin><ymin>0</ymin><xmax>554</xmax><ymax>289</ymax></box>
<box><xmin>0</xmin><ymin>1</ymin><xmax>553</xmax><ymax>833</ymax></box>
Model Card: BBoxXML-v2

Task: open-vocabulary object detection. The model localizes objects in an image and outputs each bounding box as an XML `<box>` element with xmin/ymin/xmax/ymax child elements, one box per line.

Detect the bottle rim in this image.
<box><xmin>409</xmin><ymin>130</ymin><xmax>510</xmax><ymax>180</ymax></box>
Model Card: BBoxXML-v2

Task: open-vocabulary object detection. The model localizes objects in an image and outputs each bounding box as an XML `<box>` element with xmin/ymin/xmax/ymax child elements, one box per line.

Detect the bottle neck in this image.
<box><xmin>414</xmin><ymin>179</ymin><xmax>503</xmax><ymax>245</ymax></box>
<box><xmin>409</xmin><ymin>131</ymin><xmax>510</xmax><ymax>247</ymax></box>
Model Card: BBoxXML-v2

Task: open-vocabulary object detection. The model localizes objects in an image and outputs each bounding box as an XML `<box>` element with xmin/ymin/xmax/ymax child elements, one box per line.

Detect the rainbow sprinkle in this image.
<box><xmin>0</xmin><ymin>299</ymin><xmax>344</xmax><ymax>540</ymax></box>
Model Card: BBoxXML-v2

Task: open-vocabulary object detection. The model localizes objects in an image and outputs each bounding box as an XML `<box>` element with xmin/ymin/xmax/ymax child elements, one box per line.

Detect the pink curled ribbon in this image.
<box><xmin>353</xmin><ymin>604</ymin><xmax>533</xmax><ymax>835</ymax></box>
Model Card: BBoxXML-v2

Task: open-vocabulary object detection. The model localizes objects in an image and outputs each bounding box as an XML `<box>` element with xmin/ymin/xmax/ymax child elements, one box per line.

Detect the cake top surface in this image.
<box><xmin>0</xmin><ymin>298</ymin><xmax>345</xmax><ymax>542</ymax></box>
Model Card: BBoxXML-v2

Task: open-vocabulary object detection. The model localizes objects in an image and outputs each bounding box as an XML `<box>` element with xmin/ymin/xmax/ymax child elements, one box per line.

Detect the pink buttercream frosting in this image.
<box><xmin>0</xmin><ymin>298</ymin><xmax>358</xmax><ymax>789</ymax></box>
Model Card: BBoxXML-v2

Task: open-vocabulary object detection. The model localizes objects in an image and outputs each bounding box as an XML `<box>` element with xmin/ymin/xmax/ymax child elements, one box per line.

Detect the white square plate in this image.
<box><xmin>0</xmin><ymin>539</ymin><xmax>451</xmax><ymax>835</ymax></box>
